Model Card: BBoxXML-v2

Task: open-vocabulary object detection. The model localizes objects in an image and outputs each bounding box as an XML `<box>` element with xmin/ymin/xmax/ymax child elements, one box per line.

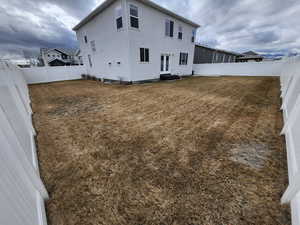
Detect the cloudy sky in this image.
<box><xmin>0</xmin><ymin>0</ymin><xmax>300</xmax><ymax>59</ymax></box>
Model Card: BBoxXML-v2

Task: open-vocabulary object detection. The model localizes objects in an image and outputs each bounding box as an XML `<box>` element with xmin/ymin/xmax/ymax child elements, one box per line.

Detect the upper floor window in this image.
<box><xmin>88</xmin><ymin>55</ymin><xmax>92</xmax><ymax>68</ymax></box>
<box><xmin>178</xmin><ymin>26</ymin><xmax>183</xmax><ymax>40</ymax></box>
<box><xmin>140</xmin><ymin>48</ymin><xmax>149</xmax><ymax>62</ymax></box>
<box><xmin>191</xmin><ymin>29</ymin><xmax>196</xmax><ymax>43</ymax></box>
<box><xmin>179</xmin><ymin>53</ymin><xmax>188</xmax><ymax>65</ymax></box>
<box><xmin>84</xmin><ymin>35</ymin><xmax>88</xmax><ymax>43</ymax></box>
<box><xmin>115</xmin><ymin>6</ymin><xmax>123</xmax><ymax>29</ymax></box>
<box><xmin>165</xmin><ymin>19</ymin><xmax>174</xmax><ymax>37</ymax></box>
<box><xmin>130</xmin><ymin>5</ymin><xmax>139</xmax><ymax>29</ymax></box>
<box><xmin>90</xmin><ymin>40</ymin><xmax>96</xmax><ymax>52</ymax></box>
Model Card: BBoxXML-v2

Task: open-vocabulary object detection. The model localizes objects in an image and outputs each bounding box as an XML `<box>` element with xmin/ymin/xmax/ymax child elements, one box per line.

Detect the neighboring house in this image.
<box><xmin>194</xmin><ymin>44</ymin><xmax>242</xmax><ymax>64</ymax></box>
<box><xmin>73</xmin><ymin>0</ymin><xmax>200</xmax><ymax>82</ymax></box>
<box><xmin>40</xmin><ymin>48</ymin><xmax>84</xmax><ymax>67</ymax></box>
<box><xmin>237</xmin><ymin>51</ymin><xmax>264</xmax><ymax>62</ymax></box>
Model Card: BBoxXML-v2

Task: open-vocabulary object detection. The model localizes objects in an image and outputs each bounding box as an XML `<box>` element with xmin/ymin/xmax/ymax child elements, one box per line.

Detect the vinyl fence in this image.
<box><xmin>193</xmin><ymin>61</ymin><xmax>284</xmax><ymax>77</ymax></box>
<box><xmin>22</xmin><ymin>65</ymin><xmax>87</xmax><ymax>84</ymax></box>
<box><xmin>279</xmin><ymin>56</ymin><xmax>300</xmax><ymax>225</ymax></box>
<box><xmin>0</xmin><ymin>61</ymin><xmax>48</xmax><ymax>225</ymax></box>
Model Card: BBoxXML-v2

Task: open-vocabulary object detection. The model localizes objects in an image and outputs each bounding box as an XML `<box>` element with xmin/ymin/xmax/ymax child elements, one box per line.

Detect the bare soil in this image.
<box><xmin>30</xmin><ymin>76</ymin><xmax>290</xmax><ymax>225</ymax></box>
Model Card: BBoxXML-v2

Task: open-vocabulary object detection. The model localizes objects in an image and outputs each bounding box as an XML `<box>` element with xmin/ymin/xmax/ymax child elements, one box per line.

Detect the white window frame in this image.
<box><xmin>178</xmin><ymin>25</ymin><xmax>183</xmax><ymax>40</ymax></box>
<box><xmin>129</xmin><ymin>4</ymin><xmax>139</xmax><ymax>29</ymax></box>
<box><xmin>192</xmin><ymin>29</ymin><xmax>196</xmax><ymax>43</ymax></box>
<box><xmin>165</xmin><ymin>19</ymin><xmax>174</xmax><ymax>37</ymax></box>
<box><xmin>115</xmin><ymin>5</ymin><xmax>123</xmax><ymax>30</ymax></box>
<box><xmin>140</xmin><ymin>48</ymin><xmax>149</xmax><ymax>63</ymax></box>
<box><xmin>90</xmin><ymin>40</ymin><xmax>96</xmax><ymax>52</ymax></box>
<box><xmin>88</xmin><ymin>55</ymin><xmax>92</xmax><ymax>68</ymax></box>
<box><xmin>179</xmin><ymin>53</ymin><xmax>188</xmax><ymax>65</ymax></box>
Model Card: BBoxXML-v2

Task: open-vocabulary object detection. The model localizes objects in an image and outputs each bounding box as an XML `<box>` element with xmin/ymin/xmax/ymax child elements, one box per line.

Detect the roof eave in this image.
<box><xmin>73</xmin><ymin>0</ymin><xmax>200</xmax><ymax>31</ymax></box>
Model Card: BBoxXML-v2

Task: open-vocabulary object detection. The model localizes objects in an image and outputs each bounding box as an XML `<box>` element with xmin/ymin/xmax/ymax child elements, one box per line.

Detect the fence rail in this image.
<box><xmin>0</xmin><ymin>61</ymin><xmax>48</xmax><ymax>225</ymax></box>
<box><xmin>21</xmin><ymin>65</ymin><xmax>87</xmax><ymax>84</ymax></box>
<box><xmin>279</xmin><ymin>57</ymin><xmax>300</xmax><ymax>225</ymax></box>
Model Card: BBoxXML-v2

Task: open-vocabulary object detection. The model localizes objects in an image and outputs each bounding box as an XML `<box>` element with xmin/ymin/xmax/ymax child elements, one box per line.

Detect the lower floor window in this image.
<box><xmin>140</xmin><ymin>48</ymin><xmax>149</xmax><ymax>62</ymax></box>
<box><xmin>179</xmin><ymin>53</ymin><xmax>188</xmax><ymax>65</ymax></box>
<box><xmin>88</xmin><ymin>55</ymin><xmax>92</xmax><ymax>67</ymax></box>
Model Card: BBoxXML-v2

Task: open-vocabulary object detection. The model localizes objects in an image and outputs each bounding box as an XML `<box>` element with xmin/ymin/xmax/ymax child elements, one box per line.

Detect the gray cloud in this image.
<box><xmin>0</xmin><ymin>0</ymin><xmax>300</xmax><ymax>59</ymax></box>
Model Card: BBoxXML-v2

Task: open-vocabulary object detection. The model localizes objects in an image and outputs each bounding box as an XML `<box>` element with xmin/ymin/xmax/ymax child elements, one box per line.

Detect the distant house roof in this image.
<box><xmin>239</xmin><ymin>51</ymin><xmax>264</xmax><ymax>60</ymax></box>
<box><xmin>195</xmin><ymin>44</ymin><xmax>242</xmax><ymax>56</ymax></box>
<box><xmin>42</xmin><ymin>48</ymin><xmax>79</xmax><ymax>56</ymax></box>
<box><xmin>73</xmin><ymin>0</ymin><xmax>200</xmax><ymax>31</ymax></box>
<box><xmin>243</xmin><ymin>51</ymin><xmax>259</xmax><ymax>56</ymax></box>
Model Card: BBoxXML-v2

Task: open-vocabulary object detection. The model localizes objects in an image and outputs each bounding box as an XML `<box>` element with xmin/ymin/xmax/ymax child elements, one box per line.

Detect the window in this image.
<box><xmin>130</xmin><ymin>5</ymin><xmax>139</xmax><ymax>28</ymax></box>
<box><xmin>140</xmin><ymin>48</ymin><xmax>149</xmax><ymax>62</ymax></box>
<box><xmin>191</xmin><ymin>29</ymin><xmax>196</xmax><ymax>43</ymax></box>
<box><xmin>165</xmin><ymin>19</ymin><xmax>174</xmax><ymax>37</ymax></box>
<box><xmin>115</xmin><ymin>6</ymin><xmax>123</xmax><ymax>29</ymax></box>
<box><xmin>48</xmin><ymin>54</ymin><xmax>50</xmax><ymax>57</ymax></box>
<box><xmin>178</xmin><ymin>26</ymin><xmax>183</xmax><ymax>40</ymax></box>
<box><xmin>84</xmin><ymin>35</ymin><xmax>88</xmax><ymax>43</ymax></box>
<box><xmin>179</xmin><ymin>53</ymin><xmax>188</xmax><ymax>65</ymax></box>
<box><xmin>88</xmin><ymin>55</ymin><xmax>92</xmax><ymax>67</ymax></box>
<box><xmin>90</xmin><ymin>40</ymin><xmax>96</xmax><ymax>52</ymax></box>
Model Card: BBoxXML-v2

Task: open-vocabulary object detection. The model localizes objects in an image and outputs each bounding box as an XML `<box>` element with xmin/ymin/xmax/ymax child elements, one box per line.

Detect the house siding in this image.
<box><xmin>127</xmin><ymin>0</ymin><xmax>196</xmax><ymax>81</ymax></box>
<box><xmin>75</xmin><ymin>0</ymin><xmax>198</xmax><ymax>82</ymax></box>
<box><xmin>76</xmin><ymin>0</ymin><xmax>131</xmax><ymax>81</ymax></box>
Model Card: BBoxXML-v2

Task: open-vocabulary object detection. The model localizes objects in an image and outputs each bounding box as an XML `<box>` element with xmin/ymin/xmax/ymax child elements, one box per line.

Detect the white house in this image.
<box><xmin>73</xmin><ymin>0</ymin><xmax>200</xmax><ymax>82</ymax></box>
<box><xmin>40</xmin><ymin>48</ymin><xmax>83</xmax><ymax>67</ymax></box>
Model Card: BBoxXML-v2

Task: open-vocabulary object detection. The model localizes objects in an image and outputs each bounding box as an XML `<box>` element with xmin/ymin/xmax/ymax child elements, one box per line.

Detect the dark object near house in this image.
<box><xmin>160</xmin><ymin>74</ymin><xmax>180</xmax><ymax>81</ymax></box>
<box><xmin>48</xmin><ymin>59</ymin><xmax>67</xmax><ymax>67</ymax></box>
<box><xmin>194</xmin><ymin>44</ymin><xmax>242</xmax><ymax>64</ymax></box>
<box><xmin>236</xmin><ymin>51</ymin><xmax>264</xmax><ymax>62</ymax></box>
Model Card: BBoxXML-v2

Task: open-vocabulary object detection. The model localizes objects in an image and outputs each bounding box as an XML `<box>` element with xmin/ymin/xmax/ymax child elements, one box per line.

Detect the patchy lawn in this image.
<box><xmin>30</xmin><ymin>76</ymin><xmax>290</xmax><ymax>225</ymax></box>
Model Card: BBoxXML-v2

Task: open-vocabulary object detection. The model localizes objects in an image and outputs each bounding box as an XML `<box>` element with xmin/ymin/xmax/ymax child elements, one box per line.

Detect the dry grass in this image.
<box><xmin>30</xmin><ymin>76</ymin><xmax>290</xmax><ymax>225</ymax></box>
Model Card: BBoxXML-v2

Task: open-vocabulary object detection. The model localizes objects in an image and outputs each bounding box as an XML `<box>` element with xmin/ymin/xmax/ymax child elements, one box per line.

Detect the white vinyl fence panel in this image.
<box><xmin>22</xmin><ymin>65</ymin><xmax>87</xmax><ymax>84</ymax></box>
<box><xmin>193</xmin><ymin>61</ymin><xmax>284</xmax><ymax>77</ymax></box>
<box><xmin>0</xmin><ymin>61</ymin><xmax>48</xmax><ymax>225</ymax></box>
<box><xmin>279</xmin><ymin>57</ymin><xmax>300</xmax><ymax>225</ymax></box>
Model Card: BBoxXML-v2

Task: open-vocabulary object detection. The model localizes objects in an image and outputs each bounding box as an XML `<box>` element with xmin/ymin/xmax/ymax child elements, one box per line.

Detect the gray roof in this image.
<box><xmin>42</xmin><ymin>48</ymin><xmax>79</xmax><ymax>56</ymax></box>
<box><xmin>195</xmin><ymin>44</ymin><xmax>243</xmax><ymax>56</ymax></box>
<box><xmin>73</xmin><ymin>0</ymin><xmax>200</xmax><ymax>31</ymax></box>
<box><xmin>243</xmin><ymin>51</ymin><xmax>259</xmax><ymax>56</ymax></box>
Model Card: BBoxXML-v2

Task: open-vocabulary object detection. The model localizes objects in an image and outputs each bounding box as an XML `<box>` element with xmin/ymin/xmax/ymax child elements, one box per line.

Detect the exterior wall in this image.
<box><xmin>127</xmin><ymin>0</ymin><xmax>196</xmax><ymax>81</ymax></box>
<box><xmin>193</xmin><ymin>46</ymin><xmax>214</xmax><ymax>64</ymax></box>
<box><xmin>75</xmin><ymin>0</ymin><xmax>197</xmax><ymax>82</ymax></box>
<box><xmin>194</xmin><ymin>45</ymin><xmax>239</xmax><ymax>64</ymax></box>
<box><xmin>76</xmin><ymin>0</ymin><xmax>131</xmax><ymax>81</ymax></box>
<box><xmin>193</xmin><ymin>61</ymin><xmax>283</xmax><ymax>76</ymax></box>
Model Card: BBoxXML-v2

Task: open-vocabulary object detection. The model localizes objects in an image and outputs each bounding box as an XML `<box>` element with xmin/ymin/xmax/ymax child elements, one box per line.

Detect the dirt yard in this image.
<box><xmin>30</xmin><ymin>76</ymin><xmax>290</xmax><ymax>225</ymax></box>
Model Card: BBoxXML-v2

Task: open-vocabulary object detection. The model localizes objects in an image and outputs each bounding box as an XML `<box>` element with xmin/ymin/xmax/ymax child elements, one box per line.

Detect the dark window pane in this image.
<box><xmin>145</xmin><ymin>49</ymin><xmax>149</xmax><ymax>62</ymax></box>
<box><xmin>179</xmin><ymin>53</ymin><xmax>182</xmax><ymax>65</ymax></box>
<box><xmin>191</xmin><ymin>36</ymin><xmax>195</xmax><ymax>43</ymax></box>
<box><xmin>170</xmin><ymin>21</ymin><xmax>174</xmax><ymax>37</ymax></box>
<box><xmin>116</xmin><ymin>17</ymin><xmax>123</xmax><ymax>29</ymax></box>
<box><xmin>84</xmin><ymin>36</ymin><xmax>88</xmax><ymax>43</ymax></box>
<box><xmin>131</xmin><ymin>17</ymin><xmax>139</xmax><ymax>28</ymax></box>
<box><xmin>186</xmin><ymin>54</ymin><xmax>188</xmax><ymax>64</ymax></box>
<box><xmin>130</xmin><ymin>5</ymin><xmax>138</xmax><ymax>17</ymax></box>
<box><xmin>178</xmin><ymin>32</ymin><xmax>182</xmax><ymax>39</ymax></box>
<box><xmin>161</xmin><ymin>55</ymin><xmax>164</xmax><ymax>71</ymax></box>
<box><xmin>166</xmin><ymin>56</ymin><xmax>169</xmax><ymax>71</ymax></box>
<box><xmin>140</xmin><ymin>48</ymin><xmax>145</xmax><ymax>62</ymax></box>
